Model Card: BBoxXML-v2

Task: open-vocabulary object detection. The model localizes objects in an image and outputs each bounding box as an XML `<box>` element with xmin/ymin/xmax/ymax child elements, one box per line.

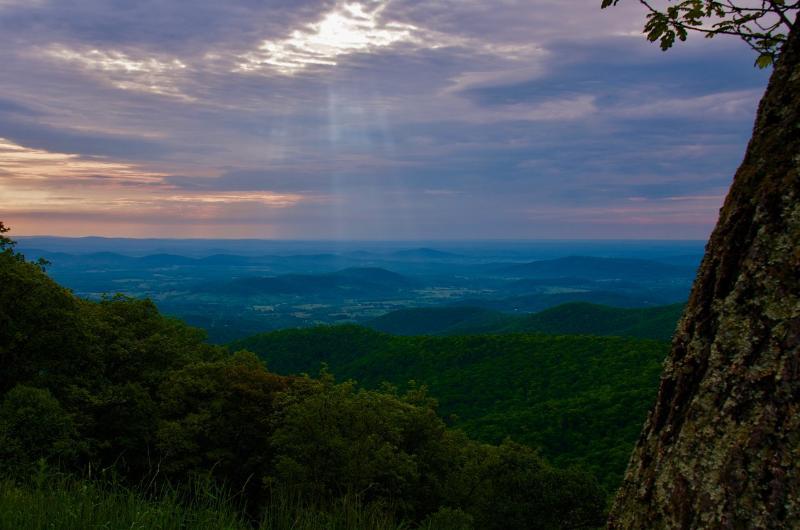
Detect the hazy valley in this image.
<box><xmin>18</xmin><ymin>238</ymin><xmax>702</xmax><ymax>343</ymax></box>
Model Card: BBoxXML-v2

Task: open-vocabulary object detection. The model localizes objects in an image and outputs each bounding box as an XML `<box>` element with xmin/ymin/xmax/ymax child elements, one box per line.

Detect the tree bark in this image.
<box><xmin>608</xmin><ymin>18</ymin><xmax>800</xmax><ymax>530</ymax></box>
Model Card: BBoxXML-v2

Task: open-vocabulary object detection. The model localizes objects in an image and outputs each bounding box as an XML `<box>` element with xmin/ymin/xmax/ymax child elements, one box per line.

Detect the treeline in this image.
<box><xmin>366</xmin><ymin>302</ymin><xmax>684</xmax><ymax>340</ymax></box>
<box><xmin>0</xmin><ymin>225</ymin><xmax>605</xmax><ymax>529</ymax></box>
<box><xmin>233</xmin><ymin>325</ymin><xmax>669</xmax><ymax>492</ymax></box>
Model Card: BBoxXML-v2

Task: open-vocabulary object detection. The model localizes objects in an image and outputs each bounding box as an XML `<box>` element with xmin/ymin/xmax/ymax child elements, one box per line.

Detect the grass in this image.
<box><xmin>0</xmin><ymin>475</ymin><xmax>415</xmax><ymax>530</ymax></box>
<box><xmin>259</xmin><ymin>492</ymin><xmax>411</xmax><ymax>530</ymax></box>
<box><xmin>0</xmin><ymin>477</ymin><xmax>248</xmax><ymax>530</ymax></box>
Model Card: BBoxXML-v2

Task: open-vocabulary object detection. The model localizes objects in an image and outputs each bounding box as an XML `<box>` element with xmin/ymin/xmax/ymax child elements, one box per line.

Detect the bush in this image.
<box><xmin>448</xmin><ymin>440</ymin><xmax>606</xmax><ymax>530</ymax></box>
<box><xmin>269</xmin><ymin>375</ymin><xmax>459</xmax><ymax>518</ymax></box>
<box><xmin>0</xmin><ymin>385</ymin><xmax>80</xmax><ymax>475</ymax></box>
<box><xmin>421</xmin><ymin>507</ymin><xmax>474</xmax><ymax>529</ymax></box>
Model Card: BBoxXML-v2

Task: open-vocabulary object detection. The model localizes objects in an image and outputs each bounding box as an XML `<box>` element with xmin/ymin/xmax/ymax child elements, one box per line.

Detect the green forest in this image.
<box><xmin>1</xmin><ymin>227</ymin><xmax>631</xmax><ymax>528</ymax></box>
<box><xmin>233</xmin><ymin>326</ymin><xmax>668</xmax><ymax>492</ymax></box>
<box><xmin>366</xmin><ymin>302</ymin><xmax>683</xmax><ymax>340</ymax></box>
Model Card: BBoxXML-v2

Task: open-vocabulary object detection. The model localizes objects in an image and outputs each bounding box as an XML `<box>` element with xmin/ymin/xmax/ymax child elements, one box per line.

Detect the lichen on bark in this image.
<box><xmin>608</xmin><ymin>17</ymin><xmax>800</xmax><ymax>530</ymax></box>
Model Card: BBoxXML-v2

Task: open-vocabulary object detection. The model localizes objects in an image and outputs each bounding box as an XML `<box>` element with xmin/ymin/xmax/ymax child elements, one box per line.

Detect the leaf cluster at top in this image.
<box><xmin>602</xmin><ymin>0</ymin><xmax>799</xmax><ymax>67</ymax></box>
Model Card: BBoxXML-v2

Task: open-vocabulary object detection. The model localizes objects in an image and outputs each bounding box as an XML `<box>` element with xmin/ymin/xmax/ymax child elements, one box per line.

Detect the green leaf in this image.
<box><xmin>755</xmin><ymin>54</ymin><xmax>773</xmax><ymax>69</ymax></box>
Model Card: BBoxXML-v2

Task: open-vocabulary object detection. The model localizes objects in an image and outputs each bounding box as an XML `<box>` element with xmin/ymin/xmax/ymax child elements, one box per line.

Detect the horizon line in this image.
<box><xmin>13</xmin><ymin>234</ymin><xmax>709</xmax><ymax>243</ymax></box>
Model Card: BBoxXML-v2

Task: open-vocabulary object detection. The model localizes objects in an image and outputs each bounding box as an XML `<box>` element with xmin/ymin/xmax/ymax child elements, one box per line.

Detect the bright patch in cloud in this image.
<box><xmin>166</xmin><ymin>192</ymin><xmax>302</xmax><ymax>207</ymax></box>
<box><xmin>237</xmin><ymin>2</ymin><xmax>417</xmax><ymax>74</ymax></box>
<box><xmin>446</xmin><ymin>64</ymin><xmax>547</xmax><ymax>95</ymax></box>
<box><xmin>43</xmin><ymin>46</ymin><xmax>191</xmax><ymax>99</ymax></box>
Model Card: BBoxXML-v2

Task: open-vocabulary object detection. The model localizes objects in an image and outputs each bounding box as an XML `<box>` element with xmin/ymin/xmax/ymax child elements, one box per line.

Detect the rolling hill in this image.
<box><xmin>201</xmin><ymin>267</ymin><xmax>411</xmax><ymax>297</ymax></box>
<box><xmin>452</xmin><ymin>289</ymin><xmax>679</xmax><ymax>313</ymax></box>
<box><xmin>366</xmin><ymin>306</ymin><xmax>506</xmax><ymax>335</ymax></box>
<box><xmin>367</xmin><ymin>302</ymin><xmax>684</xmax><ymax>341</ymax></box>
<box><xmin>232</xmin><ymin>325</ymin><xmax>668</xmax><ymax>491</ymax></box>
<box><xmin>499</xmin><ymin>302</ymin><xmax>683</xmax><ymax>340</ymax></box>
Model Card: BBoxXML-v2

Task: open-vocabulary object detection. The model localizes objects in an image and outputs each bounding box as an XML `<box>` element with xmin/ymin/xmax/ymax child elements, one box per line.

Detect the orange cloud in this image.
<box><xmin>1</xmin><ymin>138</ymin><xmax>306</xmax><ymax>235</ymax></box>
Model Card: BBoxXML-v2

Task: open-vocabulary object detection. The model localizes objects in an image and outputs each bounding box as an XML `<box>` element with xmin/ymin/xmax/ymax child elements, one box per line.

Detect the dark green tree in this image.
<box><xmin>459</xmin><ymin>440</ymin><xmax>605</xmax><ymax>530</ymax></box>
<box><xmin>0</xmin><ymin>229</ymin><xmax>85</xmax><ymax>395</ymax></box>
<box><xmin>0</xmin><ymin>385</ymin><xmax>80</xmax><ymax>474</ymax></box>
<box><xmin>0</xmin><ymin>221</ymin><xmax>14</xmax><ymax>252</ymax></box>
<box><xmin>156</xmin><ymin>351</ymin><xmax>290</xmax><ymax>499</ymax></box>
<box><xmin>268</xmin><ymin>375</ymin><xmax>457</xmax><ymax>517</ymax></box>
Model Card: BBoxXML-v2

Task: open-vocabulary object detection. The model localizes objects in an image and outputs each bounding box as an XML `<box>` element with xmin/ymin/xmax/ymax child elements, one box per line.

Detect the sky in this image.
<box><xmin>0</xmin><ymin>0</ymin><xmax>770</xmax><ymax>240</ymax></box>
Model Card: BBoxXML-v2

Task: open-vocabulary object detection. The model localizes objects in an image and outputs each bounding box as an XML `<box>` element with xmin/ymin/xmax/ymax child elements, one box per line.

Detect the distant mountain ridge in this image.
<box><xmin>495</xmin><ymin>255</ymin><xmax>695</xmax><ymax>279</ymax></box>
<box><xmin>390</xmin><ymin>247</ymin><xmax>462</xmax><ymax>259</ymax></box>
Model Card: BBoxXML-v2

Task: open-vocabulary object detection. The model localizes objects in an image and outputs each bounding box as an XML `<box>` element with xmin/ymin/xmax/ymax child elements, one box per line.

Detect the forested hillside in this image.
<box><xmin>233</xmin><ymin>325</ymin><xmax>668</xmax><ymax>491</ymax></box>
<box><xmin>368</xmin><ymin>302</ymin><xmax>683</xmax><ymax>340</ymax></box>
<box><xmin>0</xmin><ymin>226</ymin><xmax>607</xmax><ymax>529</ymax></box>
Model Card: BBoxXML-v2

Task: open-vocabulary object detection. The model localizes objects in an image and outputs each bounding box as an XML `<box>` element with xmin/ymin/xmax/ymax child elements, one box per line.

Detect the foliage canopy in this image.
<box><xmin>234</xmin><ymin>324</ymin><xmax>668</xmax><ymax>492</ymax></box>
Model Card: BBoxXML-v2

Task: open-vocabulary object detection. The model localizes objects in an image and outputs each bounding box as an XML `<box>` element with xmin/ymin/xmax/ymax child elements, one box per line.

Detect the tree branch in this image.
<box><xmin>766</xmin><ymin>0</ymin><xmax>795</xmax><ymax>30</ymax></box>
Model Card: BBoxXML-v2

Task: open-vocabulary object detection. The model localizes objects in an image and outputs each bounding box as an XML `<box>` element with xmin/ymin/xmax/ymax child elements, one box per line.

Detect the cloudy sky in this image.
<box><xmin>0</xmin><ymin>0</ymin><xmax>769</xmax><ymax>239</ymax></box>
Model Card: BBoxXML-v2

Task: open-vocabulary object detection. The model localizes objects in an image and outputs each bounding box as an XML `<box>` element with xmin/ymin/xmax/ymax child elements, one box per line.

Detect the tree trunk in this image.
<box><xmin>608</xmin><ymin>19</ymin><xmax>800</xmax><ymax>530</ymax></box>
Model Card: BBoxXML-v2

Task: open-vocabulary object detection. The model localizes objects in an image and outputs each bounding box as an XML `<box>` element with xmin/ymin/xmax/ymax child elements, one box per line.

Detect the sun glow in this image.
<box><xmin>237</xmin><ymin>2</ymin><xmax>417</xmax><ymax>74</ymax></box>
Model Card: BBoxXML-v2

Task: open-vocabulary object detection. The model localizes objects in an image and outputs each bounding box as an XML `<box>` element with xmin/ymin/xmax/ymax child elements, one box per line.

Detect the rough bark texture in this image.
<box><xmin>608</xmin><ymin>20</ymin><xmax>800</xmax><ymax>530</ymax></box>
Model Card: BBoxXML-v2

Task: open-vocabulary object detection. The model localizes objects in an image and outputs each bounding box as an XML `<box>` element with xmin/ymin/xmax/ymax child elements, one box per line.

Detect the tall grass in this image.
<box><xmin>0</xmin><ymin>476</ymin><xmax>416</xmax><ymax>530</ymax></box>
<box><xmin>258</xmin><ymin>490</ymin><xmax>412</xmax><ymax>530</ymax></box>
<box><xmin>0</xmin><ymin>477</ymin><xmax>248</xmax><ymax>530</ymax></box>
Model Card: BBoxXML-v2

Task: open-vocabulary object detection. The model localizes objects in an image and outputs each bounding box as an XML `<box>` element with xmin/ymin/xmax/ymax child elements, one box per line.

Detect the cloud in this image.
<box><xmin>164</xmin><ymin>192</ymin><xmax>304</xmax><ymax>207</ymax></box>
<box><xmin>0</xmin><ymin>0</ymin><xmax>772</xmax><ymax>238</ymax></box>
<box><xmin>0</xmin><ymin>97</ymin><xmax>40</xmax><ymax>117</ymax></box>
<box><xmin>42</xmin><ymin>45</ymin><xmax>192</xmax><ymax>99</ymax></box>
<box><xmin>0</xmin><ymin>137</ymin><xmax>164</xmax><ymax>185</ymax></box>
<box><xmin>0</xmin><ymin>138</ymin><xmax>308</xmax><ymax>234</ymax></box>
<box><xmin>445</xmin><ymin>65</ymin><xmax>547</xmax><ymax>95</ymax></box>
<box><xmin>0</xmin><ymin>0</ymin><xmax>43</xmax><ymax>8</ymax></box>
<box><xmin>237</xmin><ymin>1</ymin><xmax>418</xmax><ymax>74</ymax></box>
<box><xmin>465</xmin><ymin>94</ymin><xmax>598</xmax><ymax>123</ymax></box>
<box><xmin>233</xmin><ymin>0</ymin><xmax>548</xmax><ymax>77</ymax></box>
<box><xmin>613</xmin><ymin>89</ymin><xmax>763</xmax><ymax>120</ymax></box>
<box><xmin>0</xmin><ymin>117</ymin><xmax>173</xmax><ymax>159</ymax></box>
